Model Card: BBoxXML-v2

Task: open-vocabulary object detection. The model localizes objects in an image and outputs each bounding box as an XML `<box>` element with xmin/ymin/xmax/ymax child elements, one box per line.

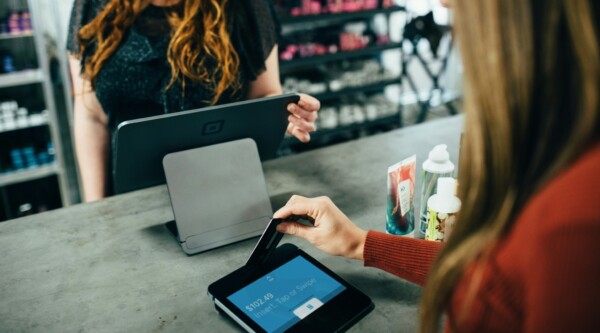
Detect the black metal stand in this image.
<box><xmin>400</xmin><ymin>18</ymin><xmax>458</xmax><ymax>123</ymax></box>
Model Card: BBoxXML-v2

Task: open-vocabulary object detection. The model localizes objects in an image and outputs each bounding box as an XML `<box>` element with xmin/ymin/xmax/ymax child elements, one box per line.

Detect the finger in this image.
<box><xmin>276</xmin><ymin>222</ymin><xmax>313</xmax><ymax>239</ymax></box>
<box><xmin>289</xmin><ymin>126</ymin><xmax>311</xmax><ymax>143</ymax></box>
<box><xmin>272</xmin><ymin>200</ymin><xmax>297</xmax><ymax>219</ymax></box>
<box><xmin>273</xmin><ymin>195</ymin><xmax>314</xmax><ymax>219</ymax></box>
<box><xmin>286</xmin><ymin>123</ymin><xmax>310</xmax><ymax>142</ymax></box>
<box><xmin>288</xmin><ymin>114</ymin><xmax>316</xmax><ymax>132</ymax></box>
<box><xmin>287</xmin><ymin>103</ymin><xmax>318</xmax><ymax>122</ymax></box>
<box><xmin>287</xmin><ymin>122</ymin><xmax>312</xmax><ymax>143</ymax></box>
<box><xmin>298</xmin><ymin>93</ymin><xmax>321</xmax><ymax>111</ymax></box>
<box><xmin>272</xmin><ymin>208</ymin><xmax>290</xmax><ymax>219</ymax></box>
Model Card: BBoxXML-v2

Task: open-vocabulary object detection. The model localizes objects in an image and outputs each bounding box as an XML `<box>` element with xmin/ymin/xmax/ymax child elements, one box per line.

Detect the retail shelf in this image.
<box><xmin>0</xmin><ymin>164</ymin><xmax>58</xmax><ymax>187</ymax></box>
<box><xmin>0</xmin><ymin>32</ymin><xmax>34</xmax><ymax>40</ymax></box>
<box><xmin>0</xmin><ymin>69</ymin><xmax>44</xmax><ymax>88</ymax></box>
<box><xmin>281</xmin><ymin>113</ymin><xmax>400</xmax><ymax>148</ymax></box>
<box><xmin>278</xmin><ymin>6</ymin><xmax>405</xmax><ymax>25</ymax></box>
<box><xmin>280</xmin><ymin>42</ymin><xmax>402</xmax><ymax>72</ymax></box>
<box><xmin>0</xmin><ymin>120</ymin><xmax>48</xmax><ymax>134</ymax></box>
<box><xmin>312</xmin><ymin>78</ymin><xmax>401</xmax><ymax>101</ymax></box>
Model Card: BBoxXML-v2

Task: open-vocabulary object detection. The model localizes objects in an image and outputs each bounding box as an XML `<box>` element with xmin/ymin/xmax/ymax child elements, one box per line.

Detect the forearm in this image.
<box><xmin>363</xmin><ymin>230</ymin><xmax>443</xmax><ymax>286</ymax></box>
<box><xmin>74</xmin><ymin>102</ymin><xmax>109</xmax><ymax>202</ymax></box>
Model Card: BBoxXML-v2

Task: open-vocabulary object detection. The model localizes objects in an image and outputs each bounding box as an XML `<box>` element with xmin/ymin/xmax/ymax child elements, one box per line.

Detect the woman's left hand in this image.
<box><xmin>286</xmin><ymin>93</ymin><xmax>320</xmax><ymax>142</ymax></box>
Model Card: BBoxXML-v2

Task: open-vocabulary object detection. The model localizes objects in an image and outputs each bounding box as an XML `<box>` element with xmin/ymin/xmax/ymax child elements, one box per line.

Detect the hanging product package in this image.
<box><xmin>386</xmin><ymin>155</ymin><xmax>416</xmax><ymax>236</ymax></box>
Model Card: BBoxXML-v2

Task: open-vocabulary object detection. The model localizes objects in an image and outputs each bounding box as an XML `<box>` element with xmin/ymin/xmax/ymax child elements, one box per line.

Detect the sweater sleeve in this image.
<box><xmin>363</xmin><ymin>230</ymin><xmax>443</xmax><ymax>286</ymax></box>
<box><xmin>524</xmin><ymin>220</ymin><xmax>600</xmax><ymax>332</ymax></box>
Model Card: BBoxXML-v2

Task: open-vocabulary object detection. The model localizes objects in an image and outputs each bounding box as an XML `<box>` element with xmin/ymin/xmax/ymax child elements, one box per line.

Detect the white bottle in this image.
<box><xmin>425</xmin><ymin>177</ymin><xmax>461</xmax><ymax>242</ymax></box>
<box><xmin>416</xmin><ymin>144</ymin><xmax>455</xmax><ymax>239</ymax></box>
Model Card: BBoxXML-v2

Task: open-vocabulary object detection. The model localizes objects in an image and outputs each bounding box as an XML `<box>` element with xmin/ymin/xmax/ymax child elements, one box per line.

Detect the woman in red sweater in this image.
<box><xmin>274</xmin><ymin>0</ymin><xmax>600</xmax><ymax>332</ymax></box>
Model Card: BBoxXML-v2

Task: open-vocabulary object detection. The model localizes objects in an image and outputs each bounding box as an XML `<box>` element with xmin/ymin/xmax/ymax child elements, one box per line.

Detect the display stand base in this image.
<box><xmin>162</xmin><ymin>138</ymin><xmax>273</xmax><ymax>255</ymax></box>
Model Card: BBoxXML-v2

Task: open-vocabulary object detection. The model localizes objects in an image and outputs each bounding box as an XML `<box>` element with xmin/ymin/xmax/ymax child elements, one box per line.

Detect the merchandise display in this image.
<box><xmin>277</xmin><ymin>4</ymin><xmax>403</xmax><ymax>153</ymax></box>
<box><xmin>0</xmin><ymin>0</ymin><xmax>70</xmax><ymax>222</ymax></box>
<box><xmin>317</xmin><ymin>94</ymin><xmax>398</xmax><ymax>129</ymax></box>
<box><xmin>273</xmin><ymin>0</ymin><xmax>395</xmax><ymax>17</ymax></box>
<box><xmin>0</xmin><ymin>100</ymin><xmax>48</xmax><ymax>133</ymax></box>
<box><xmin>279</xmin><ymin>22</ymin><xmax>390</xmax><ymax>61</ymax></box>
<box><xmin>0</xmin><ymin>100</ymin><xmax>53</xmax><ymax>175</ymax></box>
<box><xmin>282</xmin><ymin>59</ymin><xmax>398</xmax><ymax>95</ymax></box>
<box><xmin>1</xmin><ymin>8</ymin><xmax>31</xmax><ymax>35</ymax></box>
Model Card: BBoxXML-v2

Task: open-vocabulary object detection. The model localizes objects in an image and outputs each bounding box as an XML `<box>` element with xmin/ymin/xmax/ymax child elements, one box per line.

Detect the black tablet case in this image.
<box><xmin>114</xmin><ymin>93</ymin><xmax>300</xmax><ymax>194</ymax></box>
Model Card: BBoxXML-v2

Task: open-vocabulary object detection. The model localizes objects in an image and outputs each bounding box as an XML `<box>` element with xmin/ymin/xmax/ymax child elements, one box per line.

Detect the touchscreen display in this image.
<box><xmin>227</xmin><ymin>256</ymin><xmax>346</xmax><ymax>333</ymax></box>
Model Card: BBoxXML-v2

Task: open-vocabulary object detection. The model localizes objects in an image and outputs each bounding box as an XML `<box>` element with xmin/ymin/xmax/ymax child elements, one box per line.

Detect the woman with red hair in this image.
<box><xmin>67</xmin><ymin>0</ymin><xmax>319</xmax><ymax>201</ymax></box>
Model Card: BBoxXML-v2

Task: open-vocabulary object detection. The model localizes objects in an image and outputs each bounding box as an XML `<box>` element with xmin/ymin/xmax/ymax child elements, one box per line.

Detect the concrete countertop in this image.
<box><xmin>0</xmin><ymin>115</ymin><xmax>463</xmax><ymax>332</ymax></box>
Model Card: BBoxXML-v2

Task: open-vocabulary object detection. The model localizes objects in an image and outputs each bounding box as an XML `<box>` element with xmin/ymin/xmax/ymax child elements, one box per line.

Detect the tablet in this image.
<box><xmin>113</xmin><ymin>93</ymin><xmax>300</xmax><ymax>194</ymax></box>
<box><xmin>208</xmin><ymin>244</ymin><xmax>374</xmax><ymax>333</ymax></box>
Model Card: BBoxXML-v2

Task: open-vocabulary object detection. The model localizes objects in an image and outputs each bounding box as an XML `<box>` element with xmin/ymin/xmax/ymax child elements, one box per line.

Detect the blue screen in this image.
<box><xmin>227</xmin><ymin>256</ymin><xmax>346</xmax><ymax>333</ymax></box>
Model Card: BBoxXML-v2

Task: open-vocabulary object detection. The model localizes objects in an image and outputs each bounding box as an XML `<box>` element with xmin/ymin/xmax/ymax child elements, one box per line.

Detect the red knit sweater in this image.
<box><xmin>364</xmin><ymin>142</ymin><xmax>600</xmax><ymax>332</ymax></box>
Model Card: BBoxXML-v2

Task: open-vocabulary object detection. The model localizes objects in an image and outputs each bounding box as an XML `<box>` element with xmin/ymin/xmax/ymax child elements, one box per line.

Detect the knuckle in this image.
<box><xmin>288</xmin><ymin>224</ymin><xmax>298</xmax><ymax>235</ymax></box>
<box><xmin>318</xmin><ymin>196</ymin><xmax>331</xmax><ymax>204</ymax></box>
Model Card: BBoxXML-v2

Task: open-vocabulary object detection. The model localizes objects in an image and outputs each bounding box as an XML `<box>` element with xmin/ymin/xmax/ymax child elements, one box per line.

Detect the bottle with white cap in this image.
<box><xmin>425</xmin><ymin>177</ymin><xmax>461</xmax><ymax>242</ymax></box>
<box><xmin>416</xmin><ymin>144</ymin><xmax>455</xmax><ymax>239</ymax></box>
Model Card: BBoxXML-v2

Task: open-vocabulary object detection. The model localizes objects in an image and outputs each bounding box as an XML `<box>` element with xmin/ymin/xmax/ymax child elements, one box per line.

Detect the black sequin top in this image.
<box><xmin>66</xmin><ymin>0</ymin><xmax>279</xmax><ymax>193</ymax></box>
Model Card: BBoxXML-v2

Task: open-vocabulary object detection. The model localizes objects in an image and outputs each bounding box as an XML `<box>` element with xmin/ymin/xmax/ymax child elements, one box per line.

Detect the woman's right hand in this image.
<box><xmin>273</xmin><ymin>195</ymin><xmax>367</xmax><ymax>261</ymax></box>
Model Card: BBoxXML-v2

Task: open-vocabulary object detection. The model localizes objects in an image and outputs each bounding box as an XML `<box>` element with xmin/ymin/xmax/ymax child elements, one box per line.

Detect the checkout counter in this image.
<box><xmin>0</xmin><ymin>115</ymin><xmax>462</xmax><ymax>332</ymax></box>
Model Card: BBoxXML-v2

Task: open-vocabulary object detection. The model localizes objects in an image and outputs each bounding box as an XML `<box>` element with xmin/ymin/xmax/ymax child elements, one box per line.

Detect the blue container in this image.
<box><xmin>10</xmin><ymin>149</ymin><xmax>24</xmax><ymax>170</ymax></box>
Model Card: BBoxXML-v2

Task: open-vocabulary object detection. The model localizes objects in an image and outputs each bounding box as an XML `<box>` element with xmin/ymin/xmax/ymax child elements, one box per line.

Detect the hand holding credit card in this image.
<box><xmin>246</xmin><ymin>215</ymin><xmax>315</xmax><ymax>266</ymax></box>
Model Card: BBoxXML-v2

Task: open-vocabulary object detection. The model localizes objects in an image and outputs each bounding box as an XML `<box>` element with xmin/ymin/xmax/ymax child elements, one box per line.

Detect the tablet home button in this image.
<box><xmin>293</xmin><ymin>298</ymin><xmax>324</xmax><ymax>319</ymax></box>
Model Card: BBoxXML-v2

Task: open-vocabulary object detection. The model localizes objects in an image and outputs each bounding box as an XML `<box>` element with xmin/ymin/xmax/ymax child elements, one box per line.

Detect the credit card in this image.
<box><xmin>246</xmin><ymin>215</ymin><xmax>315</xmax><ymax>267</ymax></box>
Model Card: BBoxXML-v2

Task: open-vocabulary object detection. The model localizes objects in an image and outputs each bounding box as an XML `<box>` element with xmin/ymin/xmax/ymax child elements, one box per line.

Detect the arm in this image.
<box><xmin>247</xmin><ymin>46</ymin><xmax>319</xmax><ymax>143</ymax></box>
<box><xmin>273</xmin><ymin>195</ymin><xmax>442</xmax><ymax>286</ymax></box>
<box><xmin>524</xmin><ymin>222</ymin><xmax>600</xmax><ymax>332</ymax></box>
<box><xmin>69</xmin><ymin>55</ymin><xmax>109</xmax><ymax>202</ymax></box>
<box><xmin>363</xmin><ymin>230</ymin><xmax>442</xmax><ymax>285</ymax></box>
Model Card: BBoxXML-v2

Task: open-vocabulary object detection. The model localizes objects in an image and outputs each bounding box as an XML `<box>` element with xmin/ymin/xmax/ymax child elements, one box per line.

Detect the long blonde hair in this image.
<box><xmin>420</xmin><ymin>1</ymin><xmax>600</xmax><ymax>331</ymax></box>
<box><xmin>78</xmin><ymin>0</ymin><xmax>240</xmax><ymax>104</ymax></box>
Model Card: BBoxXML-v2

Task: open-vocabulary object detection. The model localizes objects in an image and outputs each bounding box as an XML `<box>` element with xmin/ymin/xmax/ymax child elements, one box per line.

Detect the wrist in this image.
<box><xmin>348</xmin><ymin>228</ymin><xmax>367</xmax><ymax>261</ymax></box>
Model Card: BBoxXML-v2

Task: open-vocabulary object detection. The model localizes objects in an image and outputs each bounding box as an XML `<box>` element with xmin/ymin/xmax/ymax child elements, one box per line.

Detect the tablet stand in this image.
<box><xmin>162</xmin><ymin>138</ymin><xmax>273</xmax><ymax>255</ymax></box>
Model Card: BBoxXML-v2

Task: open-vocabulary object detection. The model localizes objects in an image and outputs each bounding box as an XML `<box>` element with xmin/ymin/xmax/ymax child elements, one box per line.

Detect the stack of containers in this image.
<box><xmin>416</xmin><ymin>144</ymin><xmax>455</xmax><ymax>239</ymax></box>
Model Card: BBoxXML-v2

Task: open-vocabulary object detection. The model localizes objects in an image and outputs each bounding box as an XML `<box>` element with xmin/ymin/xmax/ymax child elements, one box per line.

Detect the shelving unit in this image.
<box><xmin>311</xmin><ymin>77</ymin><xmax>401</xmax><ymax>102</ymax></box>
<box><xmin>275</xmin><ymin>2</ymin><xmax>404</xmax><ymax>152</ymax></box>
<box><xmin>0</xmin><ymin>31</ymin><xmax>33</xmax><ymax>40</ymax></box>
<box><xmin>0</xmin><ymin>69</ymin><xmax>44</xmax><ymax>88</ymax></box>
<box><xmin>281</xmin><ymin>113</ymin><xmax>399</xmax><ymax>148</ymax></box>
<box><xmin>278</xmin><ymin>5</ymin><xmax>405</xmax><ymax>25</ymax></box>
<box><xmin>0</xmin><ymin>120</ymin><xmax>47</xmax><ymax>134</ymax></box>
<box><xmin>279</xmin><ymin>42</ymin><xmax>403</xmax><ymax>72</ymax></box>
<box><xmin>0</xmin><ymin>0</ymin><xmax>72</xmax><ymax>221</ymax></box>
<box><xmin>0</xmin><ymin>164</ymin><xmax>57</xmax><ymax>187</ymax></box>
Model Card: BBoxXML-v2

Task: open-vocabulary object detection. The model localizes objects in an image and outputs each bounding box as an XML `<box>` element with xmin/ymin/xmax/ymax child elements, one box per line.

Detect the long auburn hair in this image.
<box><xmin>77</xmin><ymin>0</ymin><xmax>240</xmax><ymax>104</ymax></box>
<box><xmin>420</xmin><ymin>0</ymin><xmax>600</xmax><ymax>332</ymax></box>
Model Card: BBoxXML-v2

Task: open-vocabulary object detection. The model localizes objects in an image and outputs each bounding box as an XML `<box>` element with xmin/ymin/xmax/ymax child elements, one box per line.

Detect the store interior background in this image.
<box><xmin>1</xmin><ymin>0</ymin><xmax>463</xmax><ymax>221</ymax></box>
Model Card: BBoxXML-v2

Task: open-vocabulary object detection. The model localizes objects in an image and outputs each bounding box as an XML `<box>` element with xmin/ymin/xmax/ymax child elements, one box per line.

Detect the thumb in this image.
<box><xmin>277</xmin><ymin>222</ymin><xmax>312</xmax><ymax>240</ymax></box>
